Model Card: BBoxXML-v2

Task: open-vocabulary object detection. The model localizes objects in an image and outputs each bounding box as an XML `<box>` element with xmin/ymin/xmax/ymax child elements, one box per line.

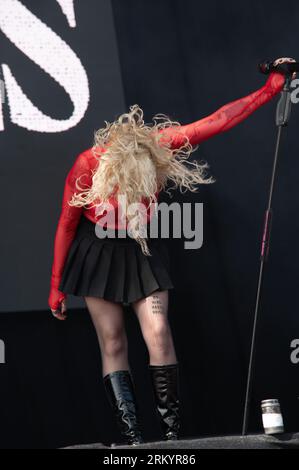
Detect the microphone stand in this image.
<box><xmin>241</xmin><ymin>75</ymin><xmax>293</xmax><ymax>436</ymax></box>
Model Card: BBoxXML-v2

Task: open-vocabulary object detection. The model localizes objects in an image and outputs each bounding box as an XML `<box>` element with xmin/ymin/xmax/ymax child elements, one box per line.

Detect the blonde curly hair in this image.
<box><xmin>70</xmin><ymin>104</ymin><xmax>213</xmax><ymax>254</ymax></box>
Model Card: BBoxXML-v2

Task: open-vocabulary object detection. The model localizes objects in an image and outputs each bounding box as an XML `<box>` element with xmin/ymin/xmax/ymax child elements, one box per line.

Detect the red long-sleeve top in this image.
<box><xmin>49</xmin><ymin>72</ymin><xmax>285</xmax><ymax>310</ymax></box>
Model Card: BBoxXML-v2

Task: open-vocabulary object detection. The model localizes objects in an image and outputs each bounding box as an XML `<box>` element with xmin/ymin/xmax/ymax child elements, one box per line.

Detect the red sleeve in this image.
<box><xmin>48</xmin><ymin>151</ymin><xmax>91</xmax><ymax>310</ymax></box>
<box><xmin>160</xmin><ymin>72</ymin><xmax>285</xmax><ymax>148</ymax></box>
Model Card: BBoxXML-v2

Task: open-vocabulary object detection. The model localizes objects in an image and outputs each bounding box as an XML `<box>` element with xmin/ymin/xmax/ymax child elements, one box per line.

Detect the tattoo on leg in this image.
<box><xmin>151</xmin><ymin>294</ymin><xmax>164</xmax><ymax>314</ymax></box>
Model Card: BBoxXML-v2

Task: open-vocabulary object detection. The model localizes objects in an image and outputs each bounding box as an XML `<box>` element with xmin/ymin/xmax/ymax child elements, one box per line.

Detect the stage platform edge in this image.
<box><xmin>63</xmin><ymin>432</ymin><xmax>299</xmax><ymax>449</ymax></box>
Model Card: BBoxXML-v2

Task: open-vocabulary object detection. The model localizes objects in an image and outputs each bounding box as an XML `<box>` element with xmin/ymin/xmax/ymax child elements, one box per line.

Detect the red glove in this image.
<box><xmin>48</xmin><ymin>275</ymin><xmax>67</xmax><ymax>312</ymax></box>
<box><xmin>49</xmin><ymin>150</ymin><xmax>92</xmax><ymax>311</ymax></box>
<box><xmin>160</xmin><ymin>71</ymin><xmax>285</xmax><ymax>148</ymax></box>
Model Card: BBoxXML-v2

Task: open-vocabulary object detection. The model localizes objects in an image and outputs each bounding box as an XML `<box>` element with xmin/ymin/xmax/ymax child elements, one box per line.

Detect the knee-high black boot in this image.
<box><xmin>103</xmin><ymin>370</ymin><xmax>144</xmax><ymax>445</ymax></box>
<box><xmin>149</xmin><ymin>363</ymin><xmax>180</xmax><ymax>440</ymax></box>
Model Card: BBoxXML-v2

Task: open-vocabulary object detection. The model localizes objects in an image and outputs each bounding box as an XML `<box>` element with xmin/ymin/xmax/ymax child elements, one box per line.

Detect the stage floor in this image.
<box><xmin>64</xmin><ymin>433</ymin><xmax>299</xmax><ymax>449</ymax></box>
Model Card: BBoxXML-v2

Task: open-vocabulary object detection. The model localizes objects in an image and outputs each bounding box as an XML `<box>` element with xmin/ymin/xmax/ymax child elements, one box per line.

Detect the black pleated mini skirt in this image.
<box><xmin>59</xmin><ymin>215</ymin><xmax>174</xmax><ymax>304</ymax></box>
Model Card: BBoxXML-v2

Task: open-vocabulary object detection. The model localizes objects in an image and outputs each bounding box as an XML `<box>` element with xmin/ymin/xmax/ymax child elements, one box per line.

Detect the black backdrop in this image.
<box><xmin>0</xmin><ymin>0</ymin><xmax>299</xmax><ymax>448</ymax></box>
<box><xmin>0</xmin><ymin>0</ymin><xmax>125</xmax><ymax>311</ymax></box>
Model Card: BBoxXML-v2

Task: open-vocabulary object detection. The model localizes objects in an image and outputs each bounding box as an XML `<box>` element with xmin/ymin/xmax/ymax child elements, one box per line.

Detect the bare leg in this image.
<box><xmin>132</xmin><ymin>290</ymin><xmax>177</xmax><ymax>366</ymax></box>
<box><xmin>85</xmin><ymin>296</ymin><xmax>129</xmax><ymax>377</ymax></box>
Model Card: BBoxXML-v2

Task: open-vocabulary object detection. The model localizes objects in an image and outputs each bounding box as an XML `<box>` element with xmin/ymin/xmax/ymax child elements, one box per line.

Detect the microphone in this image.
<box><xmin>259</xmin><ymin>60</ymin><xmax>299</xmax><ymax>75</ymax></box>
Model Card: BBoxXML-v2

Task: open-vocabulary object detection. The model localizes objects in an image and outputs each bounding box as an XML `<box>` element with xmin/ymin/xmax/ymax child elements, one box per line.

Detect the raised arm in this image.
<box><xmin>48</xmin><ymin>151</ymin><xmax>91</xmax><ymax>312</ymax></box>
<box><xmin>160</xmin><ymin>71</ymin><xmax>285</xmax><ymax>149</ymax></box>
